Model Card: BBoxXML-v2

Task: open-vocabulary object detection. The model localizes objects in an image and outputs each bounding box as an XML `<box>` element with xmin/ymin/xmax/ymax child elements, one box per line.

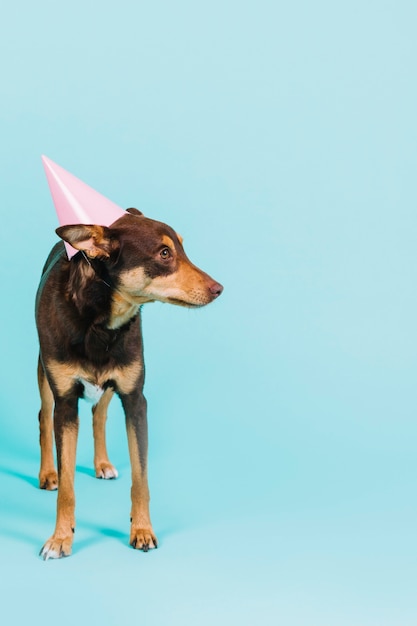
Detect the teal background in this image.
<box><xmin>1</xmin><ymin>1</ymin><xmax>417</xmax><ymax>624</ymax></box>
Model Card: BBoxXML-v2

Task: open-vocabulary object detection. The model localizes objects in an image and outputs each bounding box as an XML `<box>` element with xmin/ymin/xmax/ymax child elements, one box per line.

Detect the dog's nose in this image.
<box><xmin>209</xmin><ymin>282</ymin><xmax>223</xmax><ymax>298</ymax></box>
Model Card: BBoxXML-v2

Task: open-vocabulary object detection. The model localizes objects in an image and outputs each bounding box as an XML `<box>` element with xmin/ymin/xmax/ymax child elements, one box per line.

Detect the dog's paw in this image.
<box><xmin>39</xmin><ymin>470</ymin><xmax>58</xmax><ymax>491</ymax></box>
<box><xmin>39</xmin><ymin>534</ymin><xmax>73</xmax><ymax>560</ymax></box>
<box><xmin>130</xmin><ymin>527</ymin><xmax>158</xmax><ymax>552</ymax></box>
<box><xmin>95</xmin><ymin>462</ymin><xmax>118</xmax><ymax>479</ymax></box>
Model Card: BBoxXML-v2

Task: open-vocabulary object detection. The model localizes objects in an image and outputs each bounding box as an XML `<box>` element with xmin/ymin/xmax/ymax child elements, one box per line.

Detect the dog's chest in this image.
<box><xmin>80</xmin><ymin>378</ymin><xmax>105</xmax><ymax>404</ymax></box>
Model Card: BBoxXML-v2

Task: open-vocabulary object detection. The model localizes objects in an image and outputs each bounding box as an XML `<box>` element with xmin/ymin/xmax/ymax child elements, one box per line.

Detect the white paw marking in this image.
<box><xmin>97</xmin><ymin>466</ymin><xmax>118</xmax><ymax>479</ymax></box>
<box><xmin>41</xmin><ymin>546</ymin><xmax>60</xmax><ymax>561</ymax></box>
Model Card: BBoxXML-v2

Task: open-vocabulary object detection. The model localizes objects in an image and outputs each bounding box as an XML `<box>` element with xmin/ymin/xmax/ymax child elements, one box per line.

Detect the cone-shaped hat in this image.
<box><xmin>42</xmin><ymin>156</ymin><xmax>126</xmax><ymax>258</ymax></box>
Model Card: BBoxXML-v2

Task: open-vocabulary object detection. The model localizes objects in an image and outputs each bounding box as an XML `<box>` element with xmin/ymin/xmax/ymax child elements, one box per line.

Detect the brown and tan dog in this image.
<box><xmin>36</xmin><ymin>208</ymin><xmax>223</xmax><ymax>559</ymax></box>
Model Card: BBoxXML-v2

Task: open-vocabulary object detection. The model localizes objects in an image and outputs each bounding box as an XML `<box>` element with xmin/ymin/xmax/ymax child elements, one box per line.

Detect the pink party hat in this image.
<box><xmin>42</xmin><ymin>155</ymin><xmax>126</xmax><ymax>258</ymax></box>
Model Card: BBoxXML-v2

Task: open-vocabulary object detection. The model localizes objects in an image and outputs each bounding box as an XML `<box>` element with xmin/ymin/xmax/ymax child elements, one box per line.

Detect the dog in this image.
<box><xmin>35</xmin><ymin>207</ymin><xmax>223</xmax><ymax>559</ymax></box>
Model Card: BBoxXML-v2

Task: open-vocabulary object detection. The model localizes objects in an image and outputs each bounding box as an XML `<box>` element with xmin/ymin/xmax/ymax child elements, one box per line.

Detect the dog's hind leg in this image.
<box><xmin>92</xmin><ymin>388</ymin><xmax>118</xmax><ymax>479</ymax></box>
<box><xmin>37</xmin><ymin>356</ymin><xmax>58</xmax><ymax>490</ymax></box>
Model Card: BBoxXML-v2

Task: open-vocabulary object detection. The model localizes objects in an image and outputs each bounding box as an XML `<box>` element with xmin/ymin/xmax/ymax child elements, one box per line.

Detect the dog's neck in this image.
<box><xmin>78</xmin><ymin>252</ymin><xmax>138</xmax><ymax>329</ymax></box>
<box><xmin>107</xmin><ymin>292</ymin><xmax>142</xmax><ymax>329</ymax></box>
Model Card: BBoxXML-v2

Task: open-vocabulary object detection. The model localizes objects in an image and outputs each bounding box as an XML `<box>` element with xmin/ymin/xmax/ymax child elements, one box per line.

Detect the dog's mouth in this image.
<box><xmin>166</xmin><ymin>286</ymin><xmax>222</xmax><ymax>308</ymax></box>
<box><xmin>167</xmin><ymin>297</ymin><xmax>205</xmax><ymax>308</ymax></box>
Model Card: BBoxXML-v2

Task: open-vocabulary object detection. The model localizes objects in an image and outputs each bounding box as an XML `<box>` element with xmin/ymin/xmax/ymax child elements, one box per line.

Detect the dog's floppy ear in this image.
<box><xmin>126</xmin><ymin>207</ymin><xmax>143</xmax><ymax>216</ymax></box>
<box><xmin>56</xmin><ymin>224</ymin><xmax>118</xmax><ymax>259</ymax></box>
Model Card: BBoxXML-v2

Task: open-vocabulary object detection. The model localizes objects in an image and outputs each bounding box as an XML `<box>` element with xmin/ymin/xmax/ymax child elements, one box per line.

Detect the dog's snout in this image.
<box><xmin>209</xmin><ymin>282</ymin><xmax>223</xmax><ymax>298</ymax></box>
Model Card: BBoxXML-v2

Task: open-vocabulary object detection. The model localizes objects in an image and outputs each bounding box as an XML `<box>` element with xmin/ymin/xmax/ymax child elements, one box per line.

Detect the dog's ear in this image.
<box><xmin>126</xmin><ymin>207</ymin><xmax>144</xmax><ymax>216</ymax></box>
<box><xmin>56</xmin><ymin>224</ymin><xmax>118</xmax><ymax>259</ymax></box>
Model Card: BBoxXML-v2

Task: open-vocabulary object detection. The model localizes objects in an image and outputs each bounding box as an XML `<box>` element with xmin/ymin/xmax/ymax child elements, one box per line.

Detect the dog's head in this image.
<box><xmin>56</xmin><ymin>208</ymin><xmax>223</xmax><ymax>314</ymax></box>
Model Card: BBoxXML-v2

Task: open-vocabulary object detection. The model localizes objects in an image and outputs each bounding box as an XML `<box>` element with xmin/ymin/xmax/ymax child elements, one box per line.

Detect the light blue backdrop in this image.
<box><xmin>1</xmin><ymin>1</ymin><xmax>416</xmax><ymax>624</ymax></box>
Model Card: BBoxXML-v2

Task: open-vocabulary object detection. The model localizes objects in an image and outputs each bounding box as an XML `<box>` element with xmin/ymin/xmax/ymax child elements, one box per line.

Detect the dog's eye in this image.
<box><xmin>160</xmin><ymin>247</ymin><xmax>171</xmax><ymax>260</ymax></box>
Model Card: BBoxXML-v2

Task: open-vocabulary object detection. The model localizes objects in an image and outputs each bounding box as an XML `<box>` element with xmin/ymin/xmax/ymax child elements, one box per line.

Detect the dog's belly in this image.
<box><xmin>79</xmin><ymin>378</ymin><xmax>105</xmax><ymax>404</ymax></box>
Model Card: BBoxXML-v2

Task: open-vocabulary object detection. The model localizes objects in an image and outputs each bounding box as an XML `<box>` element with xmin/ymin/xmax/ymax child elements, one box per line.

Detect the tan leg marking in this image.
<box><xmin>46</xmin><ymin>360</ymin><xmax>79</xmax><ymax>396</ymax></box>
<box><xmin>113</xmin><ymin>361</ymin><xmax>143</xmax><ymax>395</ymax></box>
<box><xmin>92</xmin><ymin>388</ymin><xmax>118</xmax><ymax>479</ymax></box>
<box><xmin>46</xmin><ymin>359</ymin><xmax>142</xmax><ymax>396</ymax></box>
<box><xmin>126</xmin><ymin>421</ymin><xmax>158</xmax><ymax>551</ymax></box>
<box><xmin>37</xmin><ymin>358</ymin><xmax>58</xmax><ymax>490</ymax></box>
<box><xmin>40</xmin><ymin>421</ymin><xmax>79</xmax><ymax>560</ymax></box>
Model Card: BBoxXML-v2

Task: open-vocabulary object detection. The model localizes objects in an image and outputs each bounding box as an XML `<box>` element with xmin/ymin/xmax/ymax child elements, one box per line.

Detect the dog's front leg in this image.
<box><xmin>40</xmin><ymin>397</ymin><xmax>79</xmax><ymax>560</ymax></box>
<box><xmin>121</xmin><ymin>390</ymin><xmax>158</xmax><ymax>551</ymax></box>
